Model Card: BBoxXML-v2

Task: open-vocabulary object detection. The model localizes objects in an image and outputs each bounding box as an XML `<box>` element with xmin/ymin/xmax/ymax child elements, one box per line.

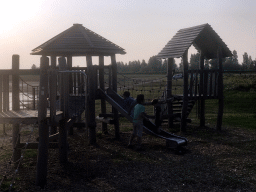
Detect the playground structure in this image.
<box><xmin>0</xmin><ymin>23</ymin><xmax>232</xmax><ymax>188</ymax></box>
<box><xmin>157</xmin><ymin>23</ymin><xmax>232</xmax><ymax>132</ymax></box>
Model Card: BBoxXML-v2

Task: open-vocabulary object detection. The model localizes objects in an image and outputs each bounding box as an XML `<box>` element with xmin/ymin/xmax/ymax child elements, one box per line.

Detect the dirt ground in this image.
<box><xmin>1</xmin><ymin>121</ymin><xmax>256</xmax><ymax>191</ymax></box>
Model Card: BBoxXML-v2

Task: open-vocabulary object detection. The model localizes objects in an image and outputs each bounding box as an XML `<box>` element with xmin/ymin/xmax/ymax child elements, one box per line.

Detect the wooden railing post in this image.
<box><xmin>36</xmin><ymin>55</ymin><xmax>50</xmax><ymax>188</ymax></box>
<box><xmin>167</xmin><ymin>58</ymin><xmax>174</xmax><ymax>128</ymax></box>
<box><xmin>12</xmin><ymin>54</ymin><xmax>21</xmax><ymax>165</ymax></box>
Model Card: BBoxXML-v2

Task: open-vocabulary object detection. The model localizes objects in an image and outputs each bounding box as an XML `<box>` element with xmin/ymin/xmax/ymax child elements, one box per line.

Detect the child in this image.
<box><xmin>151</xmin><ymin>99</ymin><xmax>162</xmax><ymax>133</ymax></box>
<box><xmin>128</xmin><ymin>94</ymin><xmax>148</xmax><ymax>150</ymax></box>
<box><xmin>122</xmin><ymin>91</ymin><xmax>135</xmax><ymax>117</ymax></box>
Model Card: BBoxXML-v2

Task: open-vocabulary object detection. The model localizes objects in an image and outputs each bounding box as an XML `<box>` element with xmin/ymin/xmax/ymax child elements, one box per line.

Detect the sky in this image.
<box><xmin>0</xmin><ymin>0</ymin><xmax>255</xmax><ymax>69</ymax></box>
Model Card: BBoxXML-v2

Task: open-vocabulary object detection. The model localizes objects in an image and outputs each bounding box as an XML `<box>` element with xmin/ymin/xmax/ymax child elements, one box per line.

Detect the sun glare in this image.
<box><xmin>0</xmin><ymin>0</ymin><xmax>42</xmax><ymax>34</ymax></box>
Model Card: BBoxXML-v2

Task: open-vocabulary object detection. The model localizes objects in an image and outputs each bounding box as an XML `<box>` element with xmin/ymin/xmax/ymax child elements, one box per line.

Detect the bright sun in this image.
<box><xmin>0</xmin><ymin>0</ymin><xmax>42</xmax><ymax>33</ymax></box>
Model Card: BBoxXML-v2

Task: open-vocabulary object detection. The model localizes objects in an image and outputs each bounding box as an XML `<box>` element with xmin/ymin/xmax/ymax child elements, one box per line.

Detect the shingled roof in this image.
<box><xmin>31</xmin><ymin>24</ymin><xmax>126</xmax><ymax>56</ymax></box>
<box><xmin>157</xmin><ymin>23</ymin><xmax>232</xmax><ymax>59</ymax></box>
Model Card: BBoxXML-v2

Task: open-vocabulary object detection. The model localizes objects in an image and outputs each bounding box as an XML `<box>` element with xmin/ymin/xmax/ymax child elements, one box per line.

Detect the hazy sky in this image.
<box><xmin>0</xmin><ymin>0</ymin><xmax>255</xmax><ymax>69</ymax></box>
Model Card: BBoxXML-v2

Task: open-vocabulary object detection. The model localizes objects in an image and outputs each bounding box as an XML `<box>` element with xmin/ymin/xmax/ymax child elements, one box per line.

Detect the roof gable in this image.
<box><xmin>31</xmin><ymin>24</ymin><xmax>126</xmax><ymax>56</ymax></box>
<box><xmin>157</xmin><ymin>23</ymin><xmax>232</xmax><ymax>59</ymax></box>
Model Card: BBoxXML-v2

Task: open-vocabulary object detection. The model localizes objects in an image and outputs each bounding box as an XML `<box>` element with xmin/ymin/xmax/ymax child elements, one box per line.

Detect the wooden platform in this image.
<box><xmin>0</xmin><ymin>110</ymin><xmax>63</xmax><ymax>124</ymax></box>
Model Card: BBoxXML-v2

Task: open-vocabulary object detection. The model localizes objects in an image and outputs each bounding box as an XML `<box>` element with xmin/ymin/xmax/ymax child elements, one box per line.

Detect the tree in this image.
<box><xmin>209</xmin><ymin>58</ymin><xmax>218</xmax><ymax>69</ymax></box>
<box><xmin>189</xmin><ymin>53</ymin><xmax>200</xmax><ymax>69</ymax></box>
<box><xmin>31</xmin><ymin>64</ymin><xmax>37</xmax><ymax>69</ymax></box>
<box><xmin>205</xmin><ymin>59</ymin><xmax>210</xmax><ymax>69</ymax></box>
<box><xmin>147</xmin><ymin>56</ymin><xmax>162</xmax><ymax>72</ymax></box>
<box><xmin>232</xmin><ymin>50</ymin><xmax>239</xmax><ymax>65</ymax></box>
<box><xmin>223</xmin><ymin>57</ymin><xmax>241</xmax><ymax>71</ymax></box>
<box><xmin>242</xmin><ymin>52</ymin><xmax>249</xmax><ymax>70</ymax></box>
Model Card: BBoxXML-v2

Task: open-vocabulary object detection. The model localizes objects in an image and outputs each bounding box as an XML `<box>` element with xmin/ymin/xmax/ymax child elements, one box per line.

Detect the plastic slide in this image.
<box><xmin>98</xmin><ymin>88</ymin><xmax>187</xmax><ymax>149</ymax></box>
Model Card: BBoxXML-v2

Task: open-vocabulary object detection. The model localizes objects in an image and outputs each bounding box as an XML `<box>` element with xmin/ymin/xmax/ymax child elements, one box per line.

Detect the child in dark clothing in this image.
<box><xmin>150</xmin><ymin>99</ymin><xmax>162</xmax><ymax>133</ymax></box>
<box><xmin>122</xmin><ymin>91</ymin><xmax>135</xmax><ymax>117</ymax></box>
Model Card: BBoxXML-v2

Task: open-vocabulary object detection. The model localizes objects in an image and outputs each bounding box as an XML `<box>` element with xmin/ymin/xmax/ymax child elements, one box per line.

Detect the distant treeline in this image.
<box><xmin>30</xmin><ymin>50</ymin><xmax>256</xmax><ymax>72</ymax></box>
<box><xmin>116</xmin><ymin>50</ymin><xmax>256</xmax><ymax>73</ymax></box>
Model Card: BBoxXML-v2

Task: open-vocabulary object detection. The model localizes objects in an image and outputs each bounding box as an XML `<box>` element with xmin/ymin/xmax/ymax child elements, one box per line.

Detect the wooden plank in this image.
<box><xmin>214</xmin><ymin>71</ymin><xmax>218</xmax><ymax>97</ymax></box>
<box><xmin>17</xmin><ymin>142</ymin><xmax>58</xmax><ymax>149</ymax></box>
<box><xmin>194</xmin><ymin>71</ymin><xmax>198</xmax><ymax>98</ymax></box>
<box><xmin>189</xmin><ymin>72</ymin><xmax>193</xmax><ymax>97</ymax></box>
<box><xmin>209</xmin><ymin>71</ymin><xmax>213</xmax><ymax>96</ymax></box>
<box><xmin>0</xmin><ymin>69</ymin><xmax>40</xmax><ymax>75</ymax></box>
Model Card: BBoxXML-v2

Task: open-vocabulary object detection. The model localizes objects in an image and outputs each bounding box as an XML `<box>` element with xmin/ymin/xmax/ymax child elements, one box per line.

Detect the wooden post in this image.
<box><xmin>36</xmin><ymin>56</ymin><xmax>49</xmax><ymax>187</ymax></box>
<box><xmin>66</xmin><ymin>56</ymin><xmax>74</xmax><ymax>135</ymax></box>
<box><xmin>50</xmin><ymin>56</ymin><xmax>57</xmax><ymax>134</ymax></box>
<box><xmin>108</xmin><ymin>66</ymin><xmax>112</xmax><ymax>89</ymax></box>
<box><xmin>111</xmin><ymin>54</ymin><xmax>119</xmax><ymax>140</ymax></box>
<box><xmin>99</xmin><ymin>55</ymin><xmax>108</xmax><ymax>134</ymax></box>
<box><xmin>67</xmin><ymin>56</ymin><xmax>73</xmax><ymax>94</ymax></box>
<box><xmin>59</xmin><ymin>57</ymin><xmax>67</xmax><ymax>111</ymax></box>
<box><xmin>199</xmin><ymin>51</ymin><xmax>205</xmax><ymax>127</ymax></box>
<box><xmin>32</xmin><ymin>88</ymin><xmax>36</xmax><ymax>110</ymax></box>
<box><xmin>217</xmin><ymin>48</ymin><xmax>224</xmax><ymax>131</ymax></box>
<box><xmin>167</xmin><ymin>58</ymin><xmax>174</xmax><ymax>128</ymax></box>
<box><xmin>12</xmin><ymin>54</ymin><xmax>21</xmax><ymax>164</ymax></box>
<box><xmin>58</xmin><ymin>71</ymin><xmax>69</xmax><ymax>163</ymax></box>
<box><xmin>3</xmin><ymin>74</ymin><xmax>9</xmax><ymax>111</ymax></box>
<box><xmin>2</xmin><ymin>74</ymin><xmax>9</xmax><ymax>139</ymax></box>
<box><xmin>59</xmin><ymin>118</ymin><xmax>68</xmax><ymax>163</ymax></box>
<box><xmin>180</xmin><ymin>50</ymin><xmax>188</xmax><ymax>133</ymax></box>
<box><xmin>86</xmin><ymin>55</ymin><xmax>96</xmax><ymax>144</ymax></box>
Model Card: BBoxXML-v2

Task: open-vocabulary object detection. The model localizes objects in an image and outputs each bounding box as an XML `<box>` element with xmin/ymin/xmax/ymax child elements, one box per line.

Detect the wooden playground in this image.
<box><xmin>0</xmin><ymin>23</ymin><xmax>232</xmax><ymax>188</ymax></box>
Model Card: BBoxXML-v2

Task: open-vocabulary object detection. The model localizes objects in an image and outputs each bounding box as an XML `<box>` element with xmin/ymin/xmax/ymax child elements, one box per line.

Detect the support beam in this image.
<box><xmin>167</xmin><ymin>58</ymin><xmax>174</xmax><ymax>128</ymax></box>
<box><xmin>199</xmin><ymin>51</ymin><xmax>205</xmax><ymax>127</ymax></box>
<box><xmin>111</xmin><ymin>54</ymin><xmax>119</xmax><ymax>140</ymax></box>
<box><xmin>50</xmin><ymin>56</ymin><xmax>57</xmax><ymax>134</ymax></box>
<box><xmin>36</xmin><ymin>55</ymin><xmax>49</xmax><ymax>188</ymax></box>
<box><xmin>180</xmin><ymin>50</ymin><xmax>188</xmax><ymax>133</ymax></box>
<box><xmin>217</xmin><ymin>48</ymin><xmax>224</xmax><ymax>131</ymax></box>
<box><xmin>86</xmin><ymin>55</ymin><xmax>96</xmax><ymax>144</ymax></box>
<box><xmin>99</xmin><ymin>55</ymin><xmax>108</xmax><ymax>134</ymax></box>
<box><xmin>12</xmin><ymin>54</ymin><xmax>21</xmax><ymax>165</ymax></box>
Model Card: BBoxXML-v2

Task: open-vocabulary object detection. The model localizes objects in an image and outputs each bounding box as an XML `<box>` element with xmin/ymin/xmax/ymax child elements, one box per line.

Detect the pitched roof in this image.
<box><xmin>157</xmin><ymin>23</ymin><xmax>232</xmax><ymax>59</ymax></box>
<box><xmin>31</xmin><ymin>24</ymin><xmax>126</xmax><ymax>56</ymax></box>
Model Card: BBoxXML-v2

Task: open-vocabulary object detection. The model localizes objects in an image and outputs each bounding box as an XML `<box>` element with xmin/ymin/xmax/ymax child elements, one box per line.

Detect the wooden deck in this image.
<box><xmin>0</xmin><ymin>109</ymin><xmax>63</xmax><ymax>124</ymax></box>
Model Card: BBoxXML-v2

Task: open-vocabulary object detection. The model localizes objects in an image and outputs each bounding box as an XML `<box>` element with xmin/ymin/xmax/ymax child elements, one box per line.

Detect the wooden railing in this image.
<box><xmin>188</xmin><ymin>69</ymin><xmax>220</xmax><ymax>99</ymax></box>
